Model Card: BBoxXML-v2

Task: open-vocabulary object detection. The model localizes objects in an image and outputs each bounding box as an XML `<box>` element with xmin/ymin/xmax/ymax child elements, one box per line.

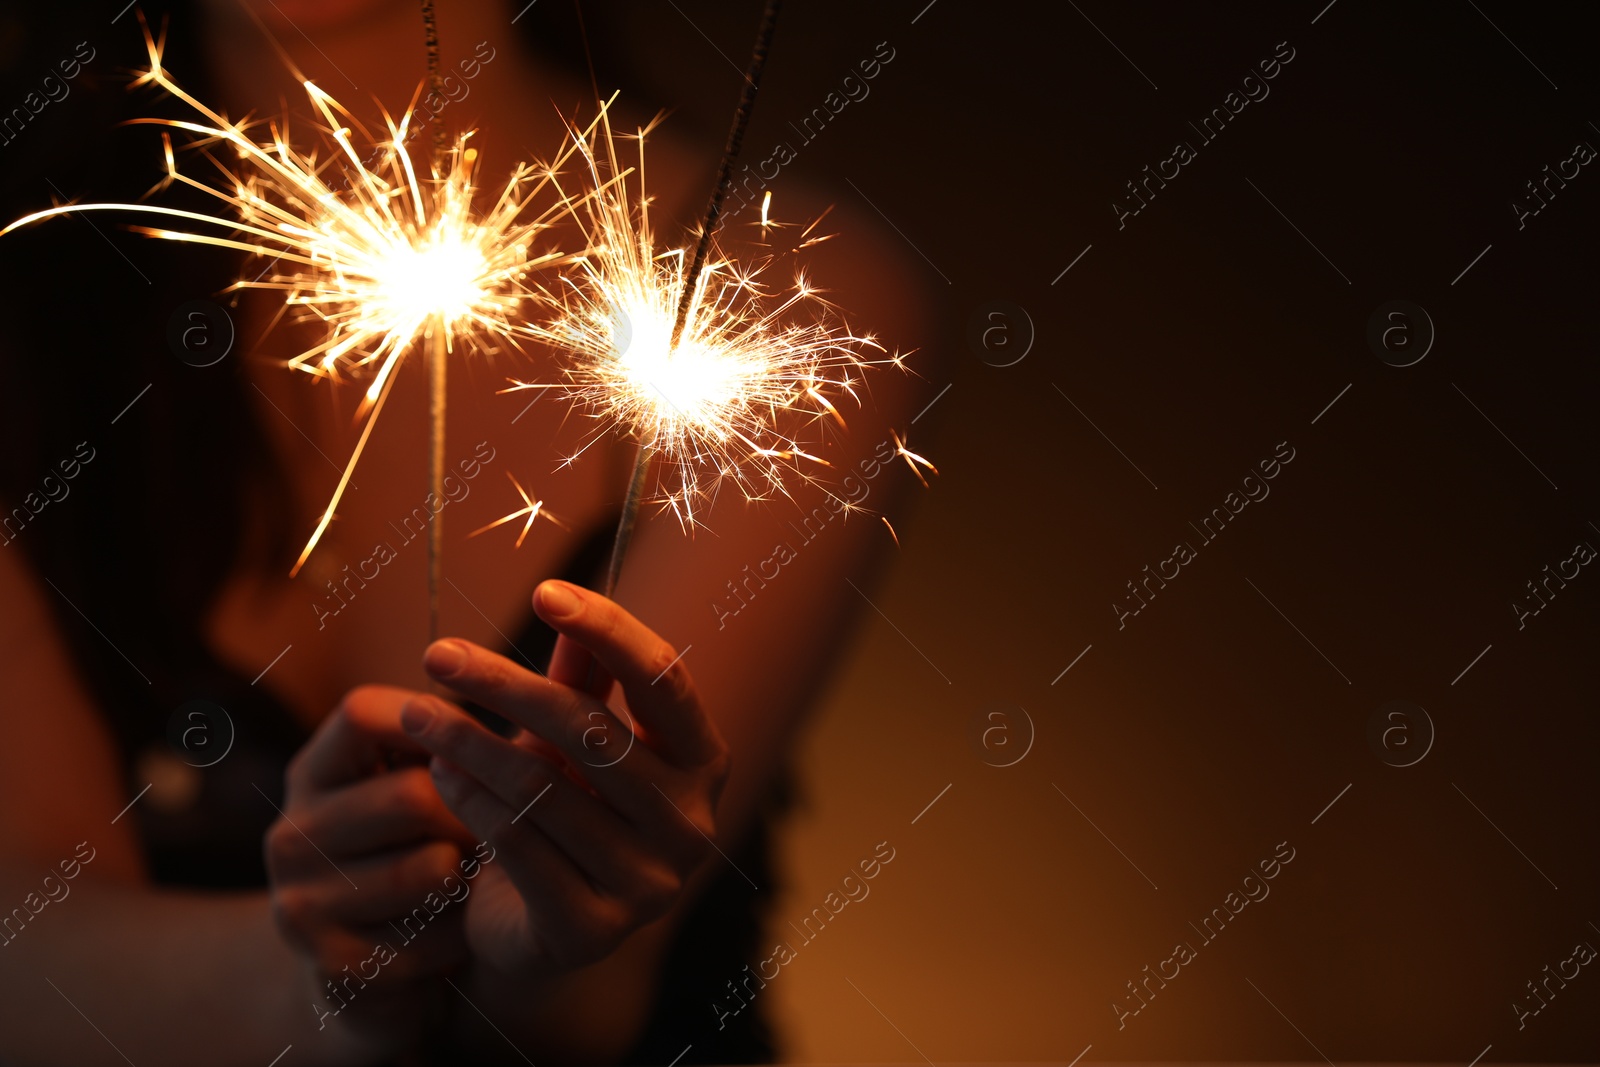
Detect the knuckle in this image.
<box><xmin>560</xmin><ymin>686</ymin><xmax>599</xmax><ymax>728</ymax></box>
<box><xmin>476</xmin><ymin>654</ymin><xmax>515</xmax><ymax>695</ymax></box>
<box><xmin>676</xmin><ymin>786</ymin><xmax>718</xmax><ymax>836</ymax></box>
<box><xmin>263</xmin><ymin>818</ymin><xmax>303</xmax><ymax>871</ymax></box>
<box><xmin>283</xmin><ymin>749</ymin><xmax>312</xmax><ymax>790</ymax></box>
<box><xmin>633</xmin><ymin>864</ymin><xmax>682</xmax><ymax>921</ymax></box>
<box><xmin>644</xmin><ymin>641</ymin><xmax>679</xmax><ymax>683</ymax></box>
<box><xmin>683</xmin><ymin>808</ymin><xmax>719</xmax><ymax>860</ymax></box>
<box><xmin>391</xmin><ymin>768</ymin><xmax>442</xmax><ymax>820</ymax></box>
<box><xmin>591</xmin><ymin>600</ymin><xmax>625</xmax><ymax>648</ymax></box>
<box><xmin>574</xmin><ymin>907</ymin><xmax>627</xmax><ymax>964</ymax></box>
<box><xmin>701</xmin><ymin>740</ymin><xmax>733</xmax><ymax>785</ymax></box>
<box><xmin>269</xmin><ymin>886</ymin><xmax>315</xmax><ymax>939</ymax></box>
<box><xmin>511</xmin><ymin>761</ymin><xmax>553</xmax><ymax>808</ymax></box>
<box><xmin>419</xmin><ymin>708</ymin><xmax>467</xmax><ymax>756</ymax></box>
<box><xmin>685</xmin><ymin>829</ymin><xmax>715</xmax><ymax>868</ymax></box>
<box><xmin>437</xmin><ymin>707</ymin><xmax>486</xmax><ymax>757</ymax></box>
<box><xmin>415</xmin><ymin>840</ymin><xmax>464</xmax><ymax>883</ymax></box>
<box><xmin>567</xmin><ymin>700</ymin><xmax>615</xmax><ymax>756</ymax></box>
<box><xmin>595</xmin><ymin>901</ymin><xmax>634</xmax><ymax>951</ymax></box>
<box><xmin>653</xmin><ymin>652</ymin><xmax>697</xmax><ymax>706</ymax></box>
<box><xmin>374</xmin><ymin>843</ymin><xmax>456</xmax><ymax>898</ymax></box>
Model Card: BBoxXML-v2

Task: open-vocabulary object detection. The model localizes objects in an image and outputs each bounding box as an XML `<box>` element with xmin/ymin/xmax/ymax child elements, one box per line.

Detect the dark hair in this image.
<box><xmin>0</xmin><ymin>1</ymin><xmax>289</xmax><ymax>754</ymax></box>
<box><xmin>0</xmin><ymin>0</ymin><xmax>642</xmax><ymax>753</ymax></box>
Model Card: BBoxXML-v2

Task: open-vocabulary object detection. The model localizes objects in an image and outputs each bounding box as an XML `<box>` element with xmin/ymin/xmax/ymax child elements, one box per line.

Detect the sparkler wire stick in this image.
<box><xmin>420</xmin><ymin>0</ymin><xmax>448</xmax><ymax>643</ymax></box>
<box><xmin>418</xmin><ymin>0</ymin><xmax>449</xmax><ymax>162</ymax></box>
<box><xmin>600</xmin><ymin>0</ymin><xmax>782</xmax><ymax>598</ymax></box>
<box><xmin>602</xmin><ymin>437</ymin><xmax>654</xmax><ymax>597</ymax></box>
<box><xmin>1</xmin><ymin>16</ymin><xmax>612</xmax><ymax>600</ymax></box>
<box><xmin>428</xmin><ymin>322</ymin><xmax>447</xmax><ymax>643</ymax></box>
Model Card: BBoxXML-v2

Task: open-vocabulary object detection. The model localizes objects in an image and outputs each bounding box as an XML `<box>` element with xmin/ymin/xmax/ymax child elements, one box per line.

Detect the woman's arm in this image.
<box><xmin>423</xmin><ymin>201</ymin><xmax>934</xmax><ymax>1062</ymax></box>
<box><xmin>0</xmin><ymin>550</ymin><xmax>453</xmax><ymax>1067</ymax></box>
<box><xmin>0</xmin><ymin>874</ymin><xmax>373</xmax><ymax>1067</ymax></box>
<box><xmin>0</xmin><ymin>548</ymin><xmax>338</xmax><ymax>1065</ymax></box>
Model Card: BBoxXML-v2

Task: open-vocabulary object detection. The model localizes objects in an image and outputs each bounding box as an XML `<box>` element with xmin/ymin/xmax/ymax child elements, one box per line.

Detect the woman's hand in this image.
<box><xmin>265</xmin><ymin>685</ymin><xmax>479</xmax><ymax>1047</ymax></box>
<box><xmin>398</xmin><ymin>579</ymin><xmax>732</xmax><ymax>979</ymax></box>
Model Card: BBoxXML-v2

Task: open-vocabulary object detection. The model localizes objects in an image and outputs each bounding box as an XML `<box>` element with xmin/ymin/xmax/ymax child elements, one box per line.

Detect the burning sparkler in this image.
<box><xmin>507</xmin><ymin>112</ymin><xmax>904</xmax><ymax>582</ymax></box>
<box><xmin>506</xmin><ymin>0</ymin><xmax>918</xmax><ymax>595</ymax></box>
<box><xmin>0</xmin><ymin>16</ymin><xmax>602</xmax><ymax>633</ymax></box>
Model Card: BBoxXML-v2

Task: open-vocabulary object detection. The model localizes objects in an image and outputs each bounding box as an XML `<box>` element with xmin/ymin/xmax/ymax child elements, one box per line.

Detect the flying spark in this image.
<box><xmin>469</xmin><ymin>471</ymin><xmax>566</xmax><ymax>548</ymax></box>
<box><xmin>505</xmin><ymin>107</ymin><xmax>910</xmax><ymax>534</ymax></box>
<box><xmin>2</xmin><ymin>19</ymin><xmax>599</xmax><ymax>574</ymax></box>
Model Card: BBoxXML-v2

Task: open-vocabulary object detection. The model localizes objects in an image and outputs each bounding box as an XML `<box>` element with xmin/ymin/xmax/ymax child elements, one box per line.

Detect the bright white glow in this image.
<box><xmin>611</xmin><ymin>297</ymin><xmax>747</xmax><ymax>433</ymax></box>
<box><xmin>0</xmin><ymin>24</ymin><xmax>604</xmax><ymax>575</ymax></box>
<box><xmin>372</xmin><ymin>234</ymin><xmax>489</xmax><ymax>326</ymax></box>
<box><xmin>509</xmin><ymin>107</ymin><xmax>915</xmax><ymax>531</ymax></box>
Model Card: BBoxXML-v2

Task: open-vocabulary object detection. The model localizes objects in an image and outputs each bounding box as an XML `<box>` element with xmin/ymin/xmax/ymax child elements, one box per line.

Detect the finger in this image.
<box><xmin>356</xmin><ymin>910</ymin><xmax>469</xmax><ymax>981</ymax></box>
<box><xmin>292</xmin><ymin>685</ymin><xmax>433</xmax><ymax>792</ymax></box>
<box><xmin>547</xmin><ymin>633</ymin><xmax>613</xmax><ymax>700</ymax></box>
<box><xmin>421</xmin><ymin>639</ymin><xmax>666</xmax><ymax>815</ymax></box>
<box><xmin>426</xmin><ymin>758</ymin><xmax>598</xmax><ymax>917</ymax></box>
<box><xmin>286</xmin><ymin>768</ymin><xmax>476</xmax><ymax>861</ymax></box>
<box><xmin>328</xmin><ymin>841</ymin><xmax>466</xmax><ymax>925</ymax></box>
<box><xmin>401</xmin><ymin>697</ymin><xmax>662</xmax><ymax>895</ymax></box>
<box><xmin>431</xmin><ymin>759</ymin><xmax>637</xmax><ymax>972</ymax></box>
<box><xmin>274</xmin><ymin>840</ymin><xmax>462</xmax><ymax>939</ymax></box>
<box><xmin>303</xmin><ymin>912</ymin><xmax>467</xmax><ymax>988</ymax></box>
<box><xmin>532</xmin><ymin>581</ymin><xmax>723</xmax><ymax>768</ymax></box>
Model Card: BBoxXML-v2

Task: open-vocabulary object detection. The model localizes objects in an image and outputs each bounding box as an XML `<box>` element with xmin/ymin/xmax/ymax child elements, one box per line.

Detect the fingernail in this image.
<box><xmin>424</xmin><ymin>639</ymin><xmax>468</xmax><ymax>677</ymax></box>
<box><xmin>536</xmin><ymin>581</ymin><xmax>583</xmax><ymax>621</ymax></box>
<box><xmin>400</xmin><ymin>699</ymin><xmax>436</xmax><ymax>735</ymax></box>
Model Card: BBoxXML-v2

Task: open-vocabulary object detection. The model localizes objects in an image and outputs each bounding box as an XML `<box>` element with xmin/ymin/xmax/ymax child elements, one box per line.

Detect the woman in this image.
<box><xmin>0</xmin><ymin>1</ymin><xmax>928</xmax><ymax>1063</ymax></box>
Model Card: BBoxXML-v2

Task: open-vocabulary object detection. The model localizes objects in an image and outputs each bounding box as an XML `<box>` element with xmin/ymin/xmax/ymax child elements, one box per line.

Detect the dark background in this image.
<box><xmin>569</xmin><ymin>0</ymin><xmax>1600</xmax><ymax>1060</ymax></box>
<box><xmin>4</xmin><ymin>0</ymin><xmax>1599</xmax><ymax>1061</ymax></box>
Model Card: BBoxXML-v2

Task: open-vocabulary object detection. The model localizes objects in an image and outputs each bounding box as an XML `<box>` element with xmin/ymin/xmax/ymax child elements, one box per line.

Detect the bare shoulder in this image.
<box><xmin>733</xmin><ymin>177</ymin><xmax>946</xmax><ymax>417</ymax></box>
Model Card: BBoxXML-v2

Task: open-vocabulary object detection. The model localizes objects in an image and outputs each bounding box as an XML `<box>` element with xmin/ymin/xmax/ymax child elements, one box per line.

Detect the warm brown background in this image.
<box><xmin>560</xmin><ymin>1</ymin><xmax>1600</xmax><ymax>1061</ymax></box>
<box><xmin>5</xmin><ymin>0</ymin><xmax>1597</xmax><ymax>1061</ymax></box>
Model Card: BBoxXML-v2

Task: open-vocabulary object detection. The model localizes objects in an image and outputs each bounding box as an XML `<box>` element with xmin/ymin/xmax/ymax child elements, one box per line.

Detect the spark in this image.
<box><xmin>469</xmin><ymin>471</ymin><xmax>566</xmax><ymax>548</ymax></box>
<box><xmin>505</xmin><ymin>107</ymin><xmax>910</xmax><ymax>533</ymax></box>
<box><xmin>891</xmin><ymin>429</ymin><xmax>939</xmax><ymax>489</ymax></box>
<box><xmin>2</xmin><ymin>19</ymin><xmax>600</xmax><ymax>575</ymax></box>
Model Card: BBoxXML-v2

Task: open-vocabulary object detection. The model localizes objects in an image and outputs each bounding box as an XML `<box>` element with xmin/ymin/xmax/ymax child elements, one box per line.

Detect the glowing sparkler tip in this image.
<box><xmin>518</xmin><ymin>107</ymin><xmax>916</xmax><ymax>530</ymax></box>
<box><xmin>0</xmin><ymin>18</ymin><xmax>612</xmax><ymax>575</ymax></box>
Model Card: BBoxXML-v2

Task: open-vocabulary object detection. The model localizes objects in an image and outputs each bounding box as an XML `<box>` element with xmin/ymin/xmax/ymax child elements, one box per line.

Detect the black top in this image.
<box><xmin>122</xmin><ymin>523</ymin><xmax>780</xmax><ymax>1065</ymax></box>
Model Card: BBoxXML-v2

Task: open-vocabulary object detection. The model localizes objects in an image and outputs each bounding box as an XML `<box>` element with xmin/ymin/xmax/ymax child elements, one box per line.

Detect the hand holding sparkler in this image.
<box><xmin>265</xmin><ymin>684</ymin><xmax>478</xmax><ymax>1047</ymax></box>
<box><xmin>397</xmin><ymin>580</ymin><xmax>730</xmax><ymax>977</ymax></box>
